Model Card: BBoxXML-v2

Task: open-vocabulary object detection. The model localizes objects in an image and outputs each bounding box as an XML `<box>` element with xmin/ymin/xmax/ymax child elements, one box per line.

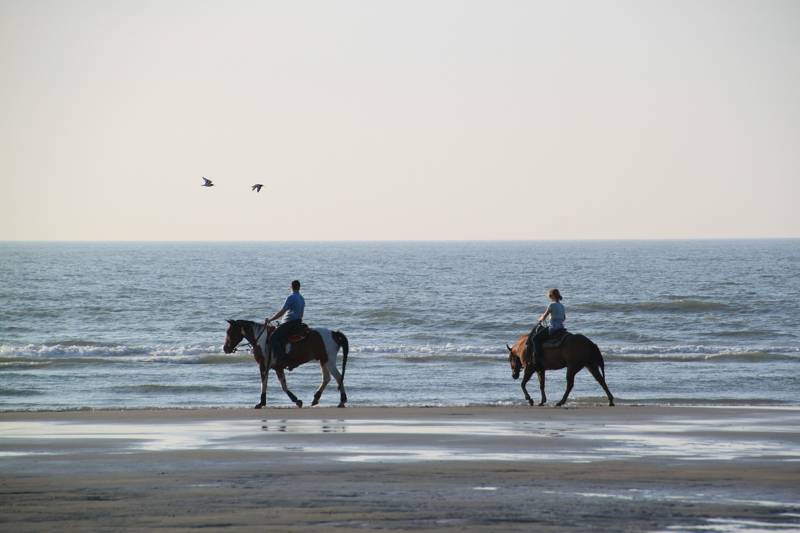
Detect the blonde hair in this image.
<box><xmin>549</xmin><ymin>288</ymin><xmax>563</xmax><ymax>301</ymax></box>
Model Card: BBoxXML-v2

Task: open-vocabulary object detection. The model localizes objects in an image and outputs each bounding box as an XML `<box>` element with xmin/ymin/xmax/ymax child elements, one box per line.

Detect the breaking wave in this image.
<box><xmin>0</xmin><ymin>343</ymin><xmax>223</xmax><ymax>358</ymax></box>
<box><xmin>1</xmin><ymin>341</ymin><xmax>798</xmax><ymax>366</ymax></box>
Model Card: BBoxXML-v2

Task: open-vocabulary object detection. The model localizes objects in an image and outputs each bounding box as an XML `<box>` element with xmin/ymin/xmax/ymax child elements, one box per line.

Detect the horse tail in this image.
<box><xmin>590</xmin><ymin>340</ymin><xmax>605</xmax><ymax>379</ymax></box>
<box><xmin>332</xmin><ymin>331</ymin><xmax>349</xmax><ymax>384</ymax></box>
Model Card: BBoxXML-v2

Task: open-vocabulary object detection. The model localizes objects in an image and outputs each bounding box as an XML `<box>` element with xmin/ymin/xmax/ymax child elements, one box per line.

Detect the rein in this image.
<box><xmin>232</xmin><ymin>322</ymin><xmax>268</xmax><ymax>354</ymax></box>
<box><xmin>232</xmin><ymin>341</ymin><xmax>253</xmax><ymax>353</ymax></box>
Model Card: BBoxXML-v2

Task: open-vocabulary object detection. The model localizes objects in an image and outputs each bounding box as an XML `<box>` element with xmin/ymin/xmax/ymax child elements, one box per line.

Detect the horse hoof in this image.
<box><xmin>527</xmin><ymin>399</ymin><xmax>534</xmax><ymax>406</ymax></box>
<box><xmin>254</xmin><ymin>403</ymin><xmax>265</xmax><ymax>409</ymax></box>
<box><xmin>296</xmin><ymin>400</ymin><xmax>303</xmax><ymax>408</ymax></box>
<box><xmin>609</xmin><ymin>401</ymin><xmax>615</xmax><ymax>407</ymax></box>
<box><xmin>337</xmin><ymin>403</ymin><xmax>346</xmax><ymax>408</ymax></box>
<box><xmin>311</xmin><ymin>399</ymin><xmax>319</xmax><ymax>406</ymax></box>
<box><xmin>538</xmin><ymin>402</ymin><xmax>546</xmax><ymax>406</ymax></box>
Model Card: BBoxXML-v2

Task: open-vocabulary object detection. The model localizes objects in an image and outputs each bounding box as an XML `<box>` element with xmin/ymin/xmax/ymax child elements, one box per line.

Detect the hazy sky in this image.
<box><xmin>1</xmin><ymin>0</ymin><xmax>798</xmax><ymax>240</ymax></box>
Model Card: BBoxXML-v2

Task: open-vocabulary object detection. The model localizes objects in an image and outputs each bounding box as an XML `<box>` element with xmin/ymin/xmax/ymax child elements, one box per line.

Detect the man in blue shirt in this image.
<box><xmin>266</xmin><ymin>280</ymin><xmax>305</xmax><ymax>366</ymax></box>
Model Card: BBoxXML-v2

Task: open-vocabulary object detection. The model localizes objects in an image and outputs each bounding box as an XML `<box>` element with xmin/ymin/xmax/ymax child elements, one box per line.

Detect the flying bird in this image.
<box><xmin>201</xmin><ymin>177</ymin><xmax>214</xmax><ymax>187</ymax></box>
<box><xmin>251</xmin><ymin>184</ymin><xmax>263</xmax><ymax>192</ymax></box>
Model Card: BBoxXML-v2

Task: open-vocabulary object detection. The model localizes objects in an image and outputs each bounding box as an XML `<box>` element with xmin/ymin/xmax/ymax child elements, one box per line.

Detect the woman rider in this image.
<box><xmin>527</xmin><ymin>288</ymin><xmax>565</xmax><ymax>371</ymax></box>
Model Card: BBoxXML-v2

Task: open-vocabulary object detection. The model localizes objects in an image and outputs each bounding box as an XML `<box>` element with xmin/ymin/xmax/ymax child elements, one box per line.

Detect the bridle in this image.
<box><xmin>229</xmin><ymin>321</ymin><xmax>266</xmax><ymax>353</ymax></box>
<box><xmin>230</xmin><ymin>339</ymin><xmax>252</xmax><ymax>353</ymax></box>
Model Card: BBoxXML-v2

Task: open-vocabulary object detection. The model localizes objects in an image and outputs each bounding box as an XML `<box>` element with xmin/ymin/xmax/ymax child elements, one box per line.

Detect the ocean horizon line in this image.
<box><xmin>2</xmin><ymin>237</ymin><xmax>799</xmax><ymax>244</ymax></box>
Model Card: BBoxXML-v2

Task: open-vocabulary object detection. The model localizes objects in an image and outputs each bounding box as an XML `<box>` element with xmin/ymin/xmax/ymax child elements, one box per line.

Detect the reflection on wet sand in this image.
<box><xmin>2</xmin><ymin>410</ymin><xmax>800</xmax><ymax>464</ymax></box>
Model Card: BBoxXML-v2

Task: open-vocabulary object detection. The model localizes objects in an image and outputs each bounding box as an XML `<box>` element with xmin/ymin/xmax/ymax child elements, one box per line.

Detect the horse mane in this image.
<box><xmin>230</xmin><ymin>319</ymin><xmax>260</xmax><ymax>327</ymax></box>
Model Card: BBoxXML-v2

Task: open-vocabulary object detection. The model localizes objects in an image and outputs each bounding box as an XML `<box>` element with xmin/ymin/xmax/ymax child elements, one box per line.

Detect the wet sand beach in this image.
<box><xmin>1</xmin><ymin>406</ymin><xmax>799</xmax><ymax>532</ymax></box>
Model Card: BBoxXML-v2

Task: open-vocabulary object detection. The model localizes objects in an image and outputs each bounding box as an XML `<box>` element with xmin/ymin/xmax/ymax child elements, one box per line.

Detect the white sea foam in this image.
<box><xmin>0</xmin><ymin>343</ymin><xmax>220</xmax><ymax>358</ymax></box>
<box><xmin>1</xmin><ymin>341</ymin><xmax>797</xmax><ymax>363</ymax></box>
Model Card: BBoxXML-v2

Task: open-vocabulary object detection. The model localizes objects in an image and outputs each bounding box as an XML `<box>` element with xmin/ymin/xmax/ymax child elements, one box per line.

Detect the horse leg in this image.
<box><xmin>276</xmin><ymin>368</ymin><xmax>303</xmax><ymax>408</ymax></box>
<box><xmin>556</xmin><ymin>367</ymin><xmax>579</xmax><ymax>407</ymax></box>
<box><xmin>537</xmin><ymin>369</ymin><xmax>547</xmax><ymax>406</ymax></box>
<box><xmin>311</xmin><ymin>364</ymin><xmax>331</xmax><ymax>406</ymax></box>
<box><xmin>328</xmin><ymin>363</ymin><xmax>347</xmax><ymax>407</ymax></box>
<box><xmin>520</xmin><ymin>366</ymin><xmax>535</xmax><ymax>406</ymax></box>
<box><xmin>587</xmin><ymin>365</ymin><xmax>615</xmax><ymax>406</ymax></box>
<box><xmin>255</xmin><ymin>361</ymin><xmax>268</xmax><ymax>409</ymax></box>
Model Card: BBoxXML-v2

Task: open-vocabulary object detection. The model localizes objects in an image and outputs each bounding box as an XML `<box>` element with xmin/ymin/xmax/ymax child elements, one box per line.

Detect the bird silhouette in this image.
<box><xmin>251</xmin><ymin>184</ymin><xmax>263</xmax><ymax>192</ymax></box>
<box><xmin>201</xmin><ymin>177</ymin><xmax>214</xmax><ymax>187</ymax></box>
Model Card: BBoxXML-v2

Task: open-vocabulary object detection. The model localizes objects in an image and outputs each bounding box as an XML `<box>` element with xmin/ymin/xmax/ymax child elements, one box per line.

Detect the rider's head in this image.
<box><xmin>548</xmin><ymin>288</ymin><xmax>562</xmax><ymax>302</ymax></box>
<box><xmin>291</xmin><ymin>280</ymin><xmax>301</xmax><ymax>292</ymax></box>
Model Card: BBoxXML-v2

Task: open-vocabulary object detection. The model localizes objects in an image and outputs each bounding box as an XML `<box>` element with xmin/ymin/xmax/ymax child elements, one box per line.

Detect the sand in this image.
<box><xmin>1</xmin><ymin>405</ymin><xmax>799</xmax><ymax>532</ymax></box>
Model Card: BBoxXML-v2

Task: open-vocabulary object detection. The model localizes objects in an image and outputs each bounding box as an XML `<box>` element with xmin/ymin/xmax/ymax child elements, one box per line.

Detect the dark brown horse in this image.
<box><xmin>506</xmin><ymin>331</ymin><xmax>614</xmax><ymax>407</ymax></box>
<box><xmin>223</xmin><ymin>320</ymin><xmax>349</xmax><ymax>408</ymax></box>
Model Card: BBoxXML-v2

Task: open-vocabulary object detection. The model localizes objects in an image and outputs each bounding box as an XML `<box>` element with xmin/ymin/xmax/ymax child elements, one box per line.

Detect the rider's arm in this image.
<box><xmin>266</xmin><ymin>308</ymin><xmax>287</xmax><ymax>323</ymax></box>
<box><xmin>538</xmin><ymin>307</ymin><xmax>551</xmax><ymax>323</ymax></box>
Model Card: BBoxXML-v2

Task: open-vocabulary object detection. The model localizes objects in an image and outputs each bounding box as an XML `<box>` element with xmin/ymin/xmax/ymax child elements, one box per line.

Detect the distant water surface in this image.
<box><xmin>1</xmin><ymin>240</ymin><xmax>798</xmax><ymax>410</ymax></box>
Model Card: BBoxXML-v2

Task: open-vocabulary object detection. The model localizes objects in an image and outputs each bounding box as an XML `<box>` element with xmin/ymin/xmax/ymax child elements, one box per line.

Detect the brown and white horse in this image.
<box><xmin>506</xmin><ymin>332</ymin><xmax>614</xmax><ymax>407</ymax></box>
<box><xmin>223</xmin><ymin>319</ymin><xmax>349</xmax><ymax>408</ymax></box>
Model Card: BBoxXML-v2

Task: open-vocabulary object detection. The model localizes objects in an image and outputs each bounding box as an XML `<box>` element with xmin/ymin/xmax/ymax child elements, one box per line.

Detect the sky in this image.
<box><xmin>1</xmin><ymin>0</ymin><xmax>798</xmax><ymax>240</ymax></box>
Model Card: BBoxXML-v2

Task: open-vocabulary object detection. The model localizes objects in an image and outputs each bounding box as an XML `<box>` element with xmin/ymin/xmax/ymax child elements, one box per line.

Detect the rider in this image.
<box><xmin>527</xmin><ymin>288</ymin><xmax>566</xmax><ymax>372</ymax></box>
<box><xmin>266</xmin><ymin>280</ymin><xmax>305</xmax><ymax>366</ymax></box>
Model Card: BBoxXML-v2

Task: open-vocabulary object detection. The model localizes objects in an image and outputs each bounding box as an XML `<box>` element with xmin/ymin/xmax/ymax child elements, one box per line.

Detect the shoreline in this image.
<box><xmin>2</xmin><ymin>400</ymin><xmax>799</xmax><ymax>416</ymax></box>
<box><xmin>2</xmin><ymin>405</ymin><xmax>799</xmax><ymax>531</ymax></box>
<box><xmin>0</xmin><ymin>404</ymin><xmax>800</xmax><ymax>420</ymax></box>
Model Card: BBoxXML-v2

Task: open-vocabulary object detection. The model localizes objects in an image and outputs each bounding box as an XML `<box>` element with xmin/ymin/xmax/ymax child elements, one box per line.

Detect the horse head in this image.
<box><xmin>507</xmin><ymin>343</ymin><xmax>521</xmax><ymax>380</ymax></box>
<box><xmin>223</xmin><ymin>319</ymin><xmax>245</xmax><ymax>354</ymax></box>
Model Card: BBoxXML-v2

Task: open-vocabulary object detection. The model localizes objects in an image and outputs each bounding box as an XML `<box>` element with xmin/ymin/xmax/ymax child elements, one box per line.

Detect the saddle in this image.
<box><xmin>542</xmin><ymin>329</ymin><xmax>571</xmax><ymax>349</ymax></box>
<box><xmin>287</xmin><ymin>323</ymin><xmax>310</xmax><ymax>343</ymax></box>
<box><xmin>264</xmin><ymin>322</ymin><xmax>310</xmax><ymax>344</ymax></box>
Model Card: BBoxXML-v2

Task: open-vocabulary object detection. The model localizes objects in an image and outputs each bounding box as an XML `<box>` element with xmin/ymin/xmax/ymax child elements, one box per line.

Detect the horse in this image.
<box><xmin>223</xmin><ymin>319</ymin><xmax>349</xmax><ymax>409</ymax></box>
<box><xmin>506</xmin><ymin>328</ymin><xmax>614</xmax><ymax>407</ymax></box>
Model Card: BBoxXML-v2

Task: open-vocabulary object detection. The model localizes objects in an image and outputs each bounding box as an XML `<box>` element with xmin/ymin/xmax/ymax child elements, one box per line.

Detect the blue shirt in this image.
<box><xmin>548</xmin><ymin>302</ymin><xmax>566</xmax><ymax>331</ymax></box>
<box><xmin>281</xmin><ymin>292</ymin><xmax>305</xmax><ymax>323</ymax></box>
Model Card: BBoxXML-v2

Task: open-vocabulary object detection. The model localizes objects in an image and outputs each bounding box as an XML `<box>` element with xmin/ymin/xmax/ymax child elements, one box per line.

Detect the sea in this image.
<box><xmin>1</xmin><ymin>240</ymin><xmax>798</xmax><ymax>411</ymax></box>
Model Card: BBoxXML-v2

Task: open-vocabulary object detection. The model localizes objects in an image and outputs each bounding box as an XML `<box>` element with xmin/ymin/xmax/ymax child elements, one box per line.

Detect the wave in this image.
<box><xmin>698</xmin><ymin>330</ymin><xmax>797</xmax><ymax>339</ymax></box>
<box><xmin>0</xmin><ymin>343</ymin><xmax>149</xmax><ymax>357</ymax></box>
<box><xmin>0</xmin><ymin>388</ymin><xmax>43</xmax><ymax>397</ymax></box>
<box><xmin>373</xmin><ymin>351</ymin><xmax>798</xmax><ymax>364</ymax></box>
<box><xmin>606</xmin><ymin>397</ymin><xmax>794</xmax><ymax>407</ymax></box>
<box><xmin>353</xmin><ymin>344</ymin><xmax>504</xmax><ymax>355</ymax></box>
<box><xmin>1</xmin><ymin>341</ymin><xmax>798</xmax><ymax>366</ymax></box>
<box><xmin>0</xmin><ymin>356</ymin><xmax>254</xmax><ymax>370</ymax></box>
<box><xmin>0</xmin><ymin>356</ymin><xmax>127</xmax><ymax>369</ymax></box>
<box><xmin>575</xmin><ymin>299</ymin><xmax>731</xmax><ymax>313</ymax></box>
<box><xmin>194</xmin><ymin>354</ymin><xmax>252</xmax><ymax>365</ymax></box>
<box><xmin>602</xmin><ymin>344</ymin><xmax>800</xmax><ymax>356</ymax></box>
<box><xmin>385</xmin><ymin>354</ymin><xmax>503</xmax><ymax>364</ymax></box>
<box><xmin>351</xmin><ymin>398</ymin><xmax>800</xmax><ymax>407</ymax></box>
<box><xmin>0</xmin><ymin>343</ymin><xmax>223</xmax><ymax>358</ymax></box>
<box><xmin>356</xmin><ymin>342</ymin><xmax>799</xmax><ymax>358</ymax></box>
<box><xmin>603</xmin><ymin>352</ymin><xmax>799</xmax><ymax>363</ymax></box>
<box><xmin>114</xmin><ymin>384</ymin><xmax>229</xmax><ymax>394</ymax></box>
